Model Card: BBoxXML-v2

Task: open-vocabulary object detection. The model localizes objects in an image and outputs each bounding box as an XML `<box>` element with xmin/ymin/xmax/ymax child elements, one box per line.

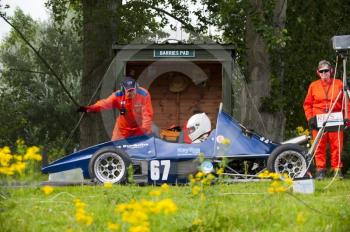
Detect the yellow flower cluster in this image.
<box><xmin>189</xmin><ymin>171</ymin><xmax>215</xmax><ymax>186</ymax></box>
<box><xmin>149</xmin><ymin>183</ymin><xmax>169</xmax><ymax>197</ymax></box>
<box><xmin>0</xmin><ymin>146</ymin><xmax>26</xmax><ymax>176</ymax></box>
<box><xmin>107</xmin><ymin>222</ymin><xmax>120</xmax><ymax>231</ymax></box>
<box><xmin>296</xmin><ymin>212</ymin><xmax>306</xmax><ymax>225</ymax></box>
<box><xmin>188</xmin><ymin>170</ymin><xmax>218</xmax><ymax>196</ymax></box>
<box><xmin>258</xmin><ymin>170</ymin><xmax>293</xmax><ymax>194</ymax></box>
<box><xmin>258</xmin><ymin>170</ymin><xmax>281</xmax><ymax>180</ymax></box>
<box><xmin>41</xmin><ymin>185</ymin><xmax>54</xmax><ymax>195</ymax></box>
<box><xmin>74</xmin><ymin>199</ymin><xmax>93</xmax><ymax>226</ymax></box>
<box><xmin>104</xmin><ymin>182</ymin><xmax>113</xmax><ymax>188</ymax></box>
<box><xmin>296</xmin><ymin>126</ymin><xmax>310</xmax><ymax>136</ymax></box>
<box><xmin>192</xmin><ymin>218</ymin><xmax>203</xmax><ymax>226</ymax></box>
<box><xmin>115</xmin><ymin>196</ymin><xmax>177</xmax><ymax>232</ymax></box>
<box><xmin>0</xmin><ymin>140</ymin><xmax>42</xmax><ymax>176</ymax></box>
<box><xmin>23</xmin><ymin>146</ymin><xmax>42</xmax><ymax>161</ymax></box>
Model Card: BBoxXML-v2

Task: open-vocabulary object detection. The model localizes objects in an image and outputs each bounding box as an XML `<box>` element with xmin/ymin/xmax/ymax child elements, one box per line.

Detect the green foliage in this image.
<box><xmin>283</xmin><ymin>0</ymin><xmax>350</xmax><ymax>131</ymax></box>
<box><xmin>1</xmin><ymin>182</ymin><xmax>350</xmax><ymax>231</ymax></box>
<box><xmin>45</xmin><ymin>0</ymin><xmax>199</xmax><ymax>43</ymax></box>
<box><xmin>0</xmin><ymin>9</ymin><xmax>82</xmax><ymax>159</ymax></box>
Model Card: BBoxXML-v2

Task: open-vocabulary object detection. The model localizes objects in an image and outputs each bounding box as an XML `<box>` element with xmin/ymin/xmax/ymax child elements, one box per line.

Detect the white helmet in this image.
<box><xmin>186</xmin><ymin>113</ymin><xmax>211</xmax><ymax>142</ymax></box>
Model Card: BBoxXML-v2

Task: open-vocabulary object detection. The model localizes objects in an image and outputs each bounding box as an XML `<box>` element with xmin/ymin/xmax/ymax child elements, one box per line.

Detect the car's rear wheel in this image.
<box><xmin>88</xmin><ymin>147</ymin><xmax>131</xmax><ymax>184</ymax></box>
<box><xmin>267</xmin><ymin>144</ymin><xmax>308</xmax><ymax>178</ymax></box>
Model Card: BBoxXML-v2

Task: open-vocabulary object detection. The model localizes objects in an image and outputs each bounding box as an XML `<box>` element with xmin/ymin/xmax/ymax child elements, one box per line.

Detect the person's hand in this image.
<box><xmin>77</xmin><ymin>106</ymin><xmax>88</xmax><ymax>113</ymax></box>
<box><xmin>308</xmin><ymin>117</ymin><xmax>317</xmax><ymax>130</ymax></box>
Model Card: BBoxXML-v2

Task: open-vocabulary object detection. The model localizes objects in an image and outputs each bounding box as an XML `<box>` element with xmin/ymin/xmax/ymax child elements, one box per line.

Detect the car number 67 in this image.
<box><xmin>150</xmin><ymin>160</ymin><xmax>170</xmax><ymax>181</ymax></box>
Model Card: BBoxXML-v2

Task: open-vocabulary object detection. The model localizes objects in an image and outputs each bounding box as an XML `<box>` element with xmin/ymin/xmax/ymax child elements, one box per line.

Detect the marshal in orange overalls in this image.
<box><xmin>304</xmin><ymin>77</ymin><xmax>349</xmax><ymax>171</ymax></box>
<box><xmin>86</xmin><ymin>81</ymin><xmax>153</xmax><ymax>141</ymax></box>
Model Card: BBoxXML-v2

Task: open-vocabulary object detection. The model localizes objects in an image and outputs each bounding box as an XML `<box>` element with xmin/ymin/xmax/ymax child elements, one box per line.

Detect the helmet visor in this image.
<box><xmin>187</xmin><ymin>126</ymin><xmax>196</xmax><ymax>135</ymax></box>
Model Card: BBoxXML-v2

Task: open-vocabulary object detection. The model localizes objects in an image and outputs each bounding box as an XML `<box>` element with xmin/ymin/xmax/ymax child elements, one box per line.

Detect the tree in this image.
<box><xmin>0</xmin><ymin>9</ymin><xmax>82</xmax><ymax>158</ymax></box>
<box><xmin>198</xmin><ymin>0</ymin><xmax>289</xmax><ymax>141</ymax></box>
<box><xmin>47</xmin><ymin>0</ymin><xmax>194</xmax><ymax>148</ymax></box>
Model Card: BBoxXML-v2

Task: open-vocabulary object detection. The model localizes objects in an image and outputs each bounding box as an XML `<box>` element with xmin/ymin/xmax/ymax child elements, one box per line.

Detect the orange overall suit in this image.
<box><xmin>85</xmin><ymin>82</ymin><xmax>153</xmax><ymax>141</ymax></box>
<box><xmin>303</xmin><ymin>78</ymin><xmax>349</xmax><ymax>170</ymax></box>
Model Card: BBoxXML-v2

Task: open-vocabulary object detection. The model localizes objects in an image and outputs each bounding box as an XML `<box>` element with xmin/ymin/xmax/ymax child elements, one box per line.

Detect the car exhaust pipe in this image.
<box><xmin>281</xmin><ymin>135</ymin><xmax>310</xmax><ymax>145</ymax></box>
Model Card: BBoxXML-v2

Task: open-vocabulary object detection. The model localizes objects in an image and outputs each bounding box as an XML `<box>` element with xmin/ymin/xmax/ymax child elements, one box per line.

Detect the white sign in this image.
<box><xmin>316</xmin><ymin>112</ymin><xmax>344</xmax><ymax>128</ymax></box>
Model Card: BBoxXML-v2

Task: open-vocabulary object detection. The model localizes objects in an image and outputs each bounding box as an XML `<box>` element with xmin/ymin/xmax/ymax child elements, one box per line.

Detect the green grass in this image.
<box><xmin>1</xmin><ymin>179</ymin><xmax>350</xmax><ymax>232</ymax></box>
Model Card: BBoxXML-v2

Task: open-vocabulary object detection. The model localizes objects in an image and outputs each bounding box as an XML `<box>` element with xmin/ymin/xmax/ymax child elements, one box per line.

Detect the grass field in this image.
<box><xmin>1</xmin><ymin>178</ymin><xmax>350</xmax><ymax>232</ymax></box>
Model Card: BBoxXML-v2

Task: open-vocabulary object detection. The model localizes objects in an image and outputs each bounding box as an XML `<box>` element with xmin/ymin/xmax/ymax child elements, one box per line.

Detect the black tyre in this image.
<box><xmin>267</xmin><ymin>144</ymin><xmax>308</xmax><ymax>178</ymax></box>
<box><xmin>88</xmin><ymin>147</ymin><xmax>131</xmax><ymax>184</ymax></box>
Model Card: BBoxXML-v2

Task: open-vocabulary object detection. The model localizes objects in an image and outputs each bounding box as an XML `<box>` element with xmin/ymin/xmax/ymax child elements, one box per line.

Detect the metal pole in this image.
<box><xmin>343</xmin><ymin>56</ymin><xmax>348</xmax><ymax>120</ymax></box>
<box><xmin>307</xmin><ymin>88</ymin><xmax>342</xmax><ymax>157</ymax></box>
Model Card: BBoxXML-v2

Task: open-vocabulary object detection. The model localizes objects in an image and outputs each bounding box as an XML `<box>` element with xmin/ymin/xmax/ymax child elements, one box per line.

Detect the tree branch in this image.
<box><xmin>129</xmin><ymin>1</ymin><xmax>197</xmax><ymax>33</ymax></box>
<box><xmin>7</xmin><ymin>68</ymin><xmax>52</xmax><ymax>75</ymax></box>
<box><xmin>0</xmin><ymin>14</ymin><xmax>80</xmax><ymax>107</ymax></box>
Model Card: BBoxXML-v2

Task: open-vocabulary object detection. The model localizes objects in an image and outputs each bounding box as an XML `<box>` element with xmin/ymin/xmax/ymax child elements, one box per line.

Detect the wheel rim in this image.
<box><xmin>94</xmin><ymin>152</ymin><xmax>125</xmax><ymax>183</ymax></box>
<box><xmin>274</xmin><ymin>150</ymin><xmax>307</xmax><ymax>178</ymax></box>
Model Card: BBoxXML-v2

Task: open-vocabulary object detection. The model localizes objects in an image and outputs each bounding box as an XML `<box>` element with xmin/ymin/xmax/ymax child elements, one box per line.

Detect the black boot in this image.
<box><xmin>333</xmin><ymin>169</ymin><xmax>344</xmax><ymax>180</ymax></box>
<box><xmin>316</xmin><ymin>170</ymin><xmax>326</xmax><ymax>180</ymax></box>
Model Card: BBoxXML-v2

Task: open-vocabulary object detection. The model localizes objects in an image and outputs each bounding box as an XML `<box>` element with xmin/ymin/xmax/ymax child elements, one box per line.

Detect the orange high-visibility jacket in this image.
<box><xmin>87</xmin><ymin>87</ymin><xmax>153</xmax><ymax>140</ymax></box>
<box><xmin>303</xmin><ymin>78</ymin><xmax>350</xmax><ymax>121</ymax></box>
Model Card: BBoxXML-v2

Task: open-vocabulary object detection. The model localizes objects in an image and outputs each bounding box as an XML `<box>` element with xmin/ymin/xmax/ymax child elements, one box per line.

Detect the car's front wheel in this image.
<box><xmin>267</xmin><ymin>144</ymin><xmax>308</xmax><ymax>178</ymax></box>
<box><xmin>88</xmin><ymin>147</ymin><xmax>131</xmax><ymax>184</ymax></box>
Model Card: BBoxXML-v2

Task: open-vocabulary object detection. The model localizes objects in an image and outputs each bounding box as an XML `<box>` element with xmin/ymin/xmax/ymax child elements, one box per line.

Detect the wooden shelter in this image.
<box><xmin>107</xmin><ymin>43</ymin><xmax>236</xmax><ymax>131</ymax></box>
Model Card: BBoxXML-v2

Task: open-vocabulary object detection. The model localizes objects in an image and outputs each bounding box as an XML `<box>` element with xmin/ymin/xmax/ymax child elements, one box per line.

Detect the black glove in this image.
<box><xmin>345</xmin><ymin>119</ymin><xmax>350</xmax><ymax>129</ymax></box>
<box><xmin>308</xmin><ymin>117</ymin><xmax>317</xmax><ymax>130</ymax></box>
<box><xmin>77</xmin><ymin>106</ymin><xmax>88</xmax><ymax>113</ymax></box>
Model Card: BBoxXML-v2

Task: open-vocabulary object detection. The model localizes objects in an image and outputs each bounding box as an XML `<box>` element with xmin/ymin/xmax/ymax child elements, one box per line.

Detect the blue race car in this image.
<box><xmin>42</xmin><ymin>104</ymin><xmax>310</xmax><ymax>184</ymax></box>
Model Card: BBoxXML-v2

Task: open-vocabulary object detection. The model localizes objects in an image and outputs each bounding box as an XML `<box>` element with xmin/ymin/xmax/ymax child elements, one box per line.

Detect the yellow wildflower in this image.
<box><xmin>129</xmin><ymin>225</ymin><xmax>150</xmax><ymax>232</ymax></box>
<box><xmin>188</xmin><ymin>174</ymin><xmax>196</xmax><ymax>184</ymax></box>
<box><xmin>192</xmin><ymin>218</ymin><xmax>203</xmax><ymax>225</ymax></box>
<box><xmin>195</xmin><ymin>171</ymin><xmax>204</xmax><ymax>179</ymax></box>
<box><xmin>284</xmin><ymin>177</ymin><xmax>293</xmax><ymax>186</ymax></box>
<box><xmin>76</xmin><ymin>213</ymin><xmax>93</xmax><ymax>225</ymax></box>
<box><xmin>16</xmin><ymin>139</ymin><xmax>25</xmax><ymax>145</ymax></box>
<box><xmin>23</xmin><ymin>146</ymin><xmax>42</xmax><ymax>161</ymax></box>
<box><xmin>115</xmin><ymin>203</ymin><xmax>129</xmax><ymax>213</ymax></box>
<box><xmin>296</xmin><ymin>212</ymin><xmax>306</xmax><ymax>225</ymax></box>
<box><xmin>74</xmin><ymin>199</ymin><xmax>86</xmax><ymax>208</ymax></box>
<box><xmin>74</xmin><ymin>199</ymin><xmax>93</xmax><ymax>226</ymax></box>
<box><xmin>122</xmin><ymin>210</ymin><xmax>148</xmax><ymax>225</ymax></box>
<box><xmin>270</xmin><ymin>173</ymin><xmax>281</xmax><ymax>180</ymax></box>
<box><xmin>276</xmin><ymin>186</ymin><xmax>287</xmax><ymax>192</ymax></box>
<box><xmin>268</xmin><ymin>187</ymin><xmax>276</xmax><ymax>194</ymax></box>
<box><xmin>157</xmin><ymin>198</ymin><xmax>177</xmax><ymax>214</ymax></box>
<box><xmin>192</xmin><ymin>185</ymin><xmax>201</xmax><ymax>196</ymax></box>
<box><xmin>1</xmin><ymin>146</ymin><xmax>11</xmax><ymax>154</ymax></box>
<box><xmin>216</xmin><ymin>168</ymin><xmax>224</xmax><ymax>175</ymax></box>
<box><xmin>0</xmin><ymin>166</ymin><xmax>14</xmax><ymax>175</ymax></box>
<box><xmin>11</xmin><ymin>162</ymin><xmax>26</xmax><ymax>174</ymax></box>
<box><xmin>41</xmin><ymin>185</ymin><xmax>54</xmax><ymax>195</ymax></box>
<box><xmin>258</xmin><ymin>170</ymin><xmax>270</xmax><ymax>179</ymax></box>
<box><xmin>296</xmin><ymin>126</ymin><xmax>304</xmax><ymax>134</ymax></box>
<box><xmin>160</xmin><ymin>183</ymin><xmax>169</xmax><ymax>191</ymax></box>
<box><xmin>104</xmin><ymin>182</ymin><xmax>113</xmax><ymax>188</ymax></box>
<box><xmin>14</xmin><ymin>155</ymin><xmax>23</xmax><ymax>161</ymax></box>
<box><xmin>107</xmin><ymin>222</ymin><xmax>120</xmax><ymax>231</ymax></box>
<box><xmin>271</xmin><ymin>181</ymin><xmax>280</xmax><ymax>188</ymax></box>
<box><xmin>149</xmin><ymin>189</ymin><xmax>161</xmax><ymax>197</ymax></box>
<box><xmin>0</xmin><ymin>148</ymin><xmax>12</xmax><ymax>167</ymax></box>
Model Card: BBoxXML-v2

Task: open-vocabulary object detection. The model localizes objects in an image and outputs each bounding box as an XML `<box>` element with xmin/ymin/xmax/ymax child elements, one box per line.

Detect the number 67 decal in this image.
<box><xmin>150</xmin><ymin>160</ymin><xmax>170</xmax><ymax>181</ymax></box>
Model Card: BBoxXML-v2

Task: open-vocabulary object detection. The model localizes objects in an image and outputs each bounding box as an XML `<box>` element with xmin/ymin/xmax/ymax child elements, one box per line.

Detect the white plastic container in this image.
<box><xmin>292</xmin><ymin>178</ymin><xmax>315</xmax><ymax>194</ymax></box>
<box><xmin>48</xmin><ymin>168</ymin><xmax>84</xmax><ymax>183</ymax></box>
